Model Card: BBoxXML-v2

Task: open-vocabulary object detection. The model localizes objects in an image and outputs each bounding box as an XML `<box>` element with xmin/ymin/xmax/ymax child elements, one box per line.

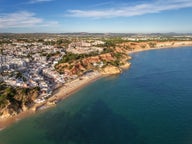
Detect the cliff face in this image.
<box><xmin>81</xmin><ymin>53</ymin><xmax>115</xmax><ymax>65</ymax></box>
<box><xmin>120</xmin><ymin>62</ymin><xmax>131</xmax><ymax>69</ymax></box>
<box><xmin>156</xmin><ymin>41</ymin><xmax>192</xmax><ymax>48</ymax></box>
<box><xmin>118</xmin><ymin>41</ymin><xmax>192</xmax><ymax>51</ymax></box>
<box><xmin>118</xmin><ymin>42</ymin><xmax>152</xmax><ymax>50</ymax></box>
<box><xmin>100</xmin><ymin>66</ymin><xmax>121</xmax><ymax>75</ymax></box>
<box><xmin>55</xmin><ymin>52</ymin><xmax>129</xmax><ymax>75</ymax></box>
<box><xmin>0</xmin><ymin>84</ymin><xmax>39</xmax><ymax>119</ymax></box>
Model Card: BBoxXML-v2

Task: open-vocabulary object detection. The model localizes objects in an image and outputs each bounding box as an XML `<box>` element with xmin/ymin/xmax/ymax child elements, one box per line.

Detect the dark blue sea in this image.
<box><xmin>1</xmin><ymin>47</ymin><xmax>192</xmax><ymax>144</ymax></box>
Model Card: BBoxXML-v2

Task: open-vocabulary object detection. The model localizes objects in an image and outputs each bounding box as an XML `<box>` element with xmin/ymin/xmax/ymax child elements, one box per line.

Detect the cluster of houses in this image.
<box><xmin>0</xmin><ymin>38</ymin><xmax>106</xmax><ymax>104</ymax></box>
<box><xmin>67</xmin><ymin>40</ymin><xmax>104</xmax><ymax>54</ymax></box>
<box><xmin>121</xmin><ymin>35</ymin><xmax>165</xmax><ymax>41</ymax></box>
<box><xmin>0</xmin><ymin>40</ymin><xmax>66</xmax><ymax>103</ymax></box>
<box><xmin>122</xmin><ymin>35</ymin><xmax>192</xmax><ymax>41</ymax></box>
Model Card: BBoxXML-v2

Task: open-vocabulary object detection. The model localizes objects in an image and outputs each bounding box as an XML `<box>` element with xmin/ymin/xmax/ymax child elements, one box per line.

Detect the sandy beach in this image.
<box><xmin>48</xmin><ymin>71</ymin><xmax>102</xmax><ymax>103</ymax></box>
<box><xmin>0</xmin><ymin>71</ymin><xmax>102</xmax><ymax>130</ymax></box>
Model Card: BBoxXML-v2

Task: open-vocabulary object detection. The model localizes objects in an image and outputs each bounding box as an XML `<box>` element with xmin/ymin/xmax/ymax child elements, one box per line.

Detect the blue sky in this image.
<box><xmin>0</xmin><ymin>0</ymin><xmax>192</xmax><ymax>33</ymax></box>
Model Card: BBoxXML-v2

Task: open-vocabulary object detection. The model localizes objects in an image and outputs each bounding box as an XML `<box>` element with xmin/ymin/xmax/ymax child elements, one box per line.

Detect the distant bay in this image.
<box><xmin>1</xmin><ymin>47</ymin><xmax>192</xmax><ymax>144</ymax></box>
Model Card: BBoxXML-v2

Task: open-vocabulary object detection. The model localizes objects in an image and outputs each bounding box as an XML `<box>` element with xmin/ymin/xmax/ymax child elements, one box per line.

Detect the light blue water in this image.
<box><xmin>1</xmin><ymin>47</ymin><xmax>192</xmax><ymax>144</ymax></box>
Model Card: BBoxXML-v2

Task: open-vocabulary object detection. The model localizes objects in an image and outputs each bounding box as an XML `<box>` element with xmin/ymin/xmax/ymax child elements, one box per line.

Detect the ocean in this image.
<box><xmin>0</xmin><ymin>47</ymin><xmax>192</xmax><ymax>144</ymax></box>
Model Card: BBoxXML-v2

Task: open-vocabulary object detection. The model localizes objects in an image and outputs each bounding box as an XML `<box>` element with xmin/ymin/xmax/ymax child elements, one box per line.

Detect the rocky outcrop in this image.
<box><xmin>70</xmin><ymin>62</ymin><xmax>86</xmax><ymax>75</ymax></box>
<box><xmin>100</xmin><ymin>66</ymin><xmax>122</xmax><ymax>75</ymax></box>
<box><xmin>99</xmin><ymin>53</ymin><xmax>115</xmax><ymax>61</ymax></box>
<box><xmin>0</xmin><ymin>85</ymin><xmax>39</xmax><ymax>119</ymax></box>
<box><xmin>56</xmin><ymin>52</ymin><xmax>122</xmax><ymax>75</ymax></box>
<box><xmin>120</xmin><ymin>62</ymin><xmax>131</xmax><ymax>69</ymax></box>
<box><xmin>55</xmin><ymin>51</ymin><xmax>132</xmax><ymax>76</ymax></box>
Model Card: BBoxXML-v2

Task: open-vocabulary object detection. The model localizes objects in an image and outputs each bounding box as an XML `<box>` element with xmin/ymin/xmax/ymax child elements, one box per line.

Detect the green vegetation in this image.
<box><xmin>58</xmin><ymin>53</ymin><xmax>85</xmax><ymax>63</ymax></box>
<box><xmin>101</xmin><ymin>47</ymin><xmax>113</xmax><ymax>54</ymax></box>
<box><xmin>107</xmin><ymin>60</ymin><xmax>121</xmax><ymax>67</ymax></box>
<box><xmin>58</xmin><ymin>51</ymin><xmax>100</xmax><ymax>64</ymax></box>
<box><xmin>109</xmin><ymin>52</ymin><xmax>126</xmax><ymax>66</ymax></box>
<box><xmin>113</xmin><ymin>52</ymin><xmax>123</xmax><ymax>60</ymax></box>
<box><xmin>0</xmin><ymin>40</ymin><xmax>12</xmax><ymax>45</ymax></box>
<box><xmin>0</xmin><ymin>82</ymin><xmax>39</xmax><ymax>109</ymax></box>
<box><xmin>47</xmin><ymin>51</ymin><xmax>61</xmax><ymax>59</ymax></box>
<box><xmin>0</xmin><ymin>83</ymin><xmax>16</xmax><ymax>108</ymax></box>
<box><xmin>149</xmin><ymin>42</ymin><xmax>156</xmax><ymax>48</ymax></box>
<box><xmin>43</xmin><ymin>39</ymin><xmax>71</xmax><ymax>47</ymax></box>
<box><xmin>16</xmin><ymin>38</ymin><xmax>30</xmax><ymax>43</ymax></box>
<box><xmin>15</xmin><ymin>72</ymin><xmax>27</xmax><ymax>82</ymax></box>
<box><xmin>43</xmin><ymin>41</ymin><xmax>56</xmax><ymax>46</ymax></box>
<box><xmin>97</xmin><ymin>38</ymin><xmax>127</xmax><ymax>48</ymax></box>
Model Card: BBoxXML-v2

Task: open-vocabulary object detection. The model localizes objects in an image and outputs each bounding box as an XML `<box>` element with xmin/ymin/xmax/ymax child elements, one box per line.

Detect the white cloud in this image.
<box><xmin>0</xmin><ymin>11</ymin><xmax>58</xmax><ymax>28</ymax></box>
<box><xmin>67</xmin><ymin>0</ymin><xmax>192</xmax><ymax>18</ymax></box>
<box><xmin>29</xmin><ymin>0</ymin><xmax>53</xmax><ymax>4</ymax></box>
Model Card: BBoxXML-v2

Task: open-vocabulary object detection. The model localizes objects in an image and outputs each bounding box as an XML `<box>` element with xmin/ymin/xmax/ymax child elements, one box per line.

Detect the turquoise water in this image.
<box><xmin>1</xmin><ymin>47</ymin><xmax>192</xmax><ymax>144</ymax></box>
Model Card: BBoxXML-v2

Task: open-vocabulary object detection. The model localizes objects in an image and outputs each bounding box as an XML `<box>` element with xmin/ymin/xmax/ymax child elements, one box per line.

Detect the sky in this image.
<box><xmin>0</xmin><ymin>0</ymin><xmax>192</xmax><ymax>33</ymax></box>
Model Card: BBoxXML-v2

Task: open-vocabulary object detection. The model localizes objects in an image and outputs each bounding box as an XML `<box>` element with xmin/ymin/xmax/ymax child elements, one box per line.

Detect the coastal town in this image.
<box><xmin>1</xmin><ymin>33</ymin><xmax>192</xmax><ymax>122</ymax></box>
<box><xmin>1</xmin><ymin>0</ymin><xmax>192</xmax><ymax>142</ymax></box>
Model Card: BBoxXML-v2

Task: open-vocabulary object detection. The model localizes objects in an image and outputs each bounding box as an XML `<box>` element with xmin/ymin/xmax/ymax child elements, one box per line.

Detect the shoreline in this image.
<box><xmin>1</xmin><ymin>42</ymin><xmax>192</xmax><ymax>131</ymax></box>
<box><xmin>127</xmin><ymin>42</ymin><xmax>192</xmax><ymax>54</ymax></box>
<box><xmin>0</xmin><ymin>71</ymin><xmax>102</xmax><ymax>131</ymax></box>
<box><xmin>47</xmin><ymin>71</ymin><xmax>102</xmax><ymax>104</ymax></box>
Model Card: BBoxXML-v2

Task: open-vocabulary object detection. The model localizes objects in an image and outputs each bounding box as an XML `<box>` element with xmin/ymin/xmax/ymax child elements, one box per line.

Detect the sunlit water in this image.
<box><xmin>1</xmin><ymin>47</ymin><xmax>192</xmax><ymax>144</ymax></box>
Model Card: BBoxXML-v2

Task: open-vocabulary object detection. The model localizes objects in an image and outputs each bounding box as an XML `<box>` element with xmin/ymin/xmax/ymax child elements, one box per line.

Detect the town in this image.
<box><xmin>1</xmin><ymin>33</ymin><xmax>192</xmax><ymax>105</ymax></box>
<box><xmin>0</xmin><ymin>34</ymin><xmax>107</xmax><ymax>104</ymax></box>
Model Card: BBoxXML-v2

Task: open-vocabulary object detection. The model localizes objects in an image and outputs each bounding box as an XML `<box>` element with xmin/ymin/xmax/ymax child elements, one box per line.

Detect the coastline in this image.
<box><xmin>0</xmin><ymin>71</ymin><xmax>102</xmax><ymax>130</ymax></box>
<box><xmin>1</xmin><ymin>41</ymin><xmax>192</xmax><ymax>131</ymax></box>
<box><xmin>127</xmin><ymin>41</ymin><xmax>192</xmax><ymax>54</ymax></box>
<box><xmin>47</xmin><ymin>71</ymin><xmax>102</xmax><ymax>104</ymax></box>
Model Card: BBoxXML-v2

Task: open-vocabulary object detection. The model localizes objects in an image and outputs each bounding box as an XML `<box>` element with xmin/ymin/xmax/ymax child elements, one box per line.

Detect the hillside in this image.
<box><xmin>0</xmin><ymin>82</ymin><xmax>39</xmax><ymax>119</ymax></box>
<box><xmin>55</xmin><ymin>51</ymin><xmax>131</xmax><ymax>76</ymax></box>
